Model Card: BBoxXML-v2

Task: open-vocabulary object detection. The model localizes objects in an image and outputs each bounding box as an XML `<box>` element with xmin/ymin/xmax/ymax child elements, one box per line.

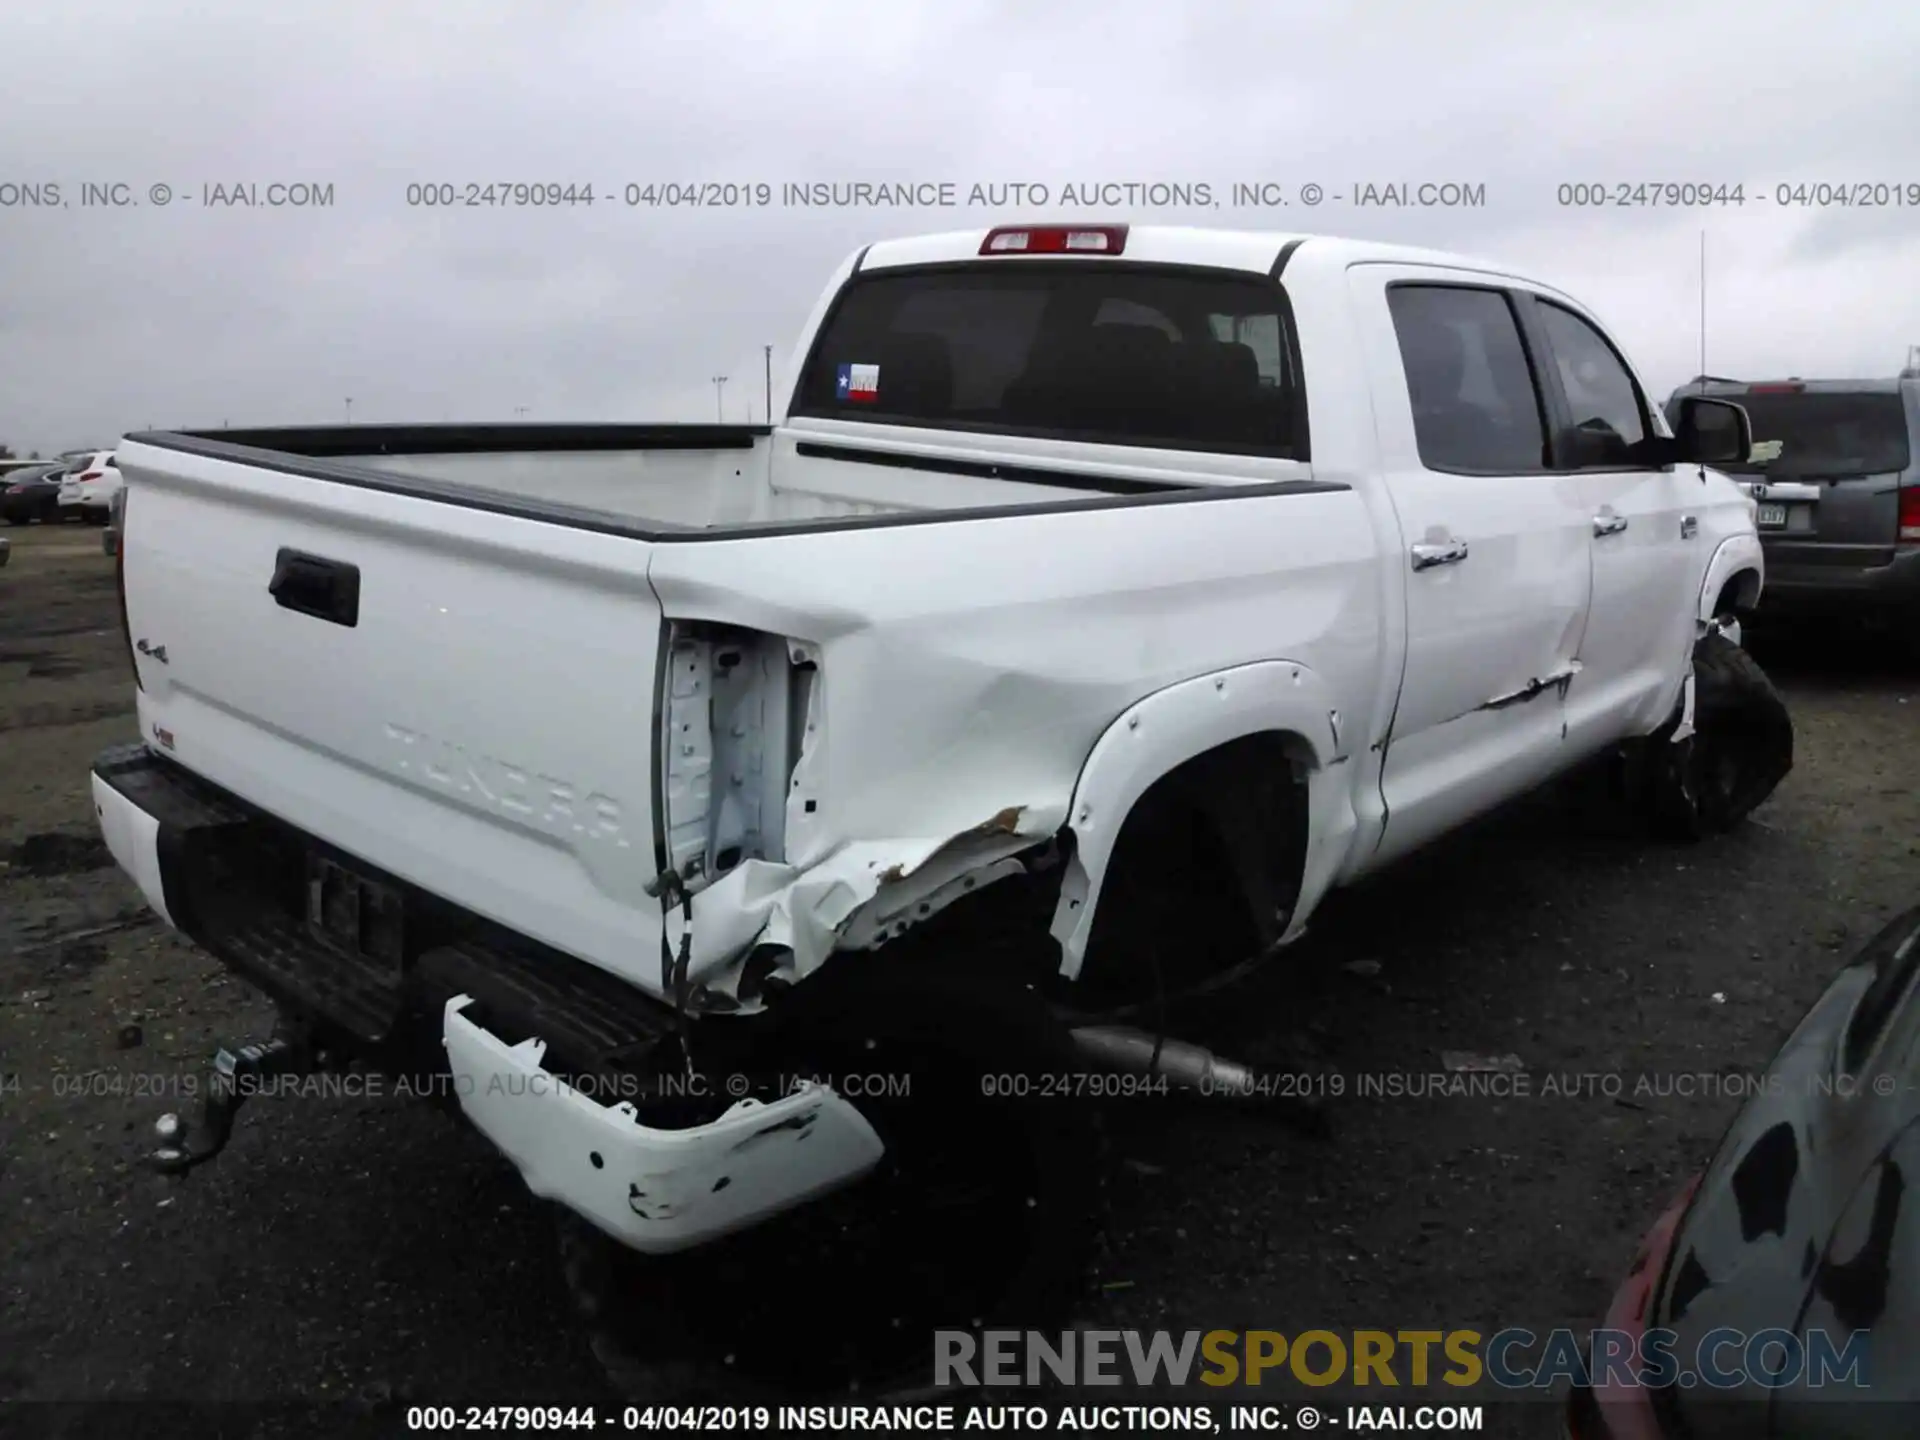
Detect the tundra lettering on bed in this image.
<box><xmin>383</xmin><ymin>722</ymin><xmax>628</xmax><ymax>844</ymax></box>
<box><xmin>90</xmin><ymin>222</ymin><xmax>1792</xmax><ymax>1403</ymax></box>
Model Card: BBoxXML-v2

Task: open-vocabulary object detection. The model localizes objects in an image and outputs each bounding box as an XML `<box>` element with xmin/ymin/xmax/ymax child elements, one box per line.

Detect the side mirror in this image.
<box><xmin>1672</xmin><ymin>396</ymin><xmax>1751</xmax><ymax>467</ymax></box>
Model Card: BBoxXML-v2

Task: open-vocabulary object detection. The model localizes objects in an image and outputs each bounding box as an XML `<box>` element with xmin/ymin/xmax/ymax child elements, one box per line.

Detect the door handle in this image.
<box><xmin>1410</xmin><ymin>539</ymin><xmax>1470</xmax><ymax>570</ymax></box>
<box><xmin>1680</xmin><ymin>514</ymin><xmax>1698</xmax><ymax>539</ymax></box>
<box><xmin>1592</xmin><ymin>513</ymin><xmax>1629</xmax><ymax>537</ymax></box>
<box><xmin>269</xmin><ymin>548</ymin><xmax>361</xmax><ymax>627</ymax></box>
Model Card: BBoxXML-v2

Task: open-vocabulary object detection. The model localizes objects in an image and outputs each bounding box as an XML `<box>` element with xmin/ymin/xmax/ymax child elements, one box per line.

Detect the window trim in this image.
<box><xmin>1383</xmin><ymin>279</ymin><xmax>1556</xmax><ymax>478</ymax></box>
<box><xmin>1516</xmin><ymin>292</ymin><xmax>1666</xmax><ymax>473</ymax></box>
<box><xmin>791</xmin><ymin>259</ymin><xmax>1312</xmax><ymax>463</ymax></box>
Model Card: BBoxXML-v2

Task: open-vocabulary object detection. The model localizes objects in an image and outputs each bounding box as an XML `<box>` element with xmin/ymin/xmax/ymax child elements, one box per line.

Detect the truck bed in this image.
<box><xmin>140</xmin><ymin>423</ymin><xmax>1288</xmax><ymax>539</ymax></box>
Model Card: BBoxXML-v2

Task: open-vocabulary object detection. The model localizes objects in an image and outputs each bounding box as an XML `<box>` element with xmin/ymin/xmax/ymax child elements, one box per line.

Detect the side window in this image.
<box><xmin>1535</xmin><ymin>301</ymin><xmax>1649</xmax><ymax>466</ymax></box>
<box><xmin>1387</xmin><ymin>285</ymin><xmax>1548</xmax><ymax>473</ymax></box>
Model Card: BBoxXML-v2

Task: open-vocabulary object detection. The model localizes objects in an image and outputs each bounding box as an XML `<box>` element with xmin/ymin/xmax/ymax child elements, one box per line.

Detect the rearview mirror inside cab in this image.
<box><xmin>1673</xmin><ymin>395</ymin><xmax>1751</xmax><ymax>467</ymax></box>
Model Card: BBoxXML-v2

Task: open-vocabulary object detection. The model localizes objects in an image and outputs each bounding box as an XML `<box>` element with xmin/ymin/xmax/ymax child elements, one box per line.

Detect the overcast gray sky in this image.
<box><xmin>2</xmin><ymin>0</ymin><xmax>1915</xmax><ymax>455</ymax></box>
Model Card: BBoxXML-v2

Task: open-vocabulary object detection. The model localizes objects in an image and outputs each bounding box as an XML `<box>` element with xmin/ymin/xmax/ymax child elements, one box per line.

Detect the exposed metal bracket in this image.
<box><xmin>1670</xmin><ymin>667</ymin><xmax>1698</xmax><ymax>744</ymax></box>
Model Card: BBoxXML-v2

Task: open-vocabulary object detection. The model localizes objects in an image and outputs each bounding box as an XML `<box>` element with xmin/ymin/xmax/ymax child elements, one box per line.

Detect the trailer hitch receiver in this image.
<box><xmin>147</xmin><ymin>1028</ymin><xmax>317</xmax><ymax>1175</ymax></box>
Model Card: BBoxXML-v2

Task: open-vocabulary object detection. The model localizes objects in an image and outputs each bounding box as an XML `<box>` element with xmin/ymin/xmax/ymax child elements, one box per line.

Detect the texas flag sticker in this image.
<box><xmin>836</xmin><ymin>362</ymin><xmax>880</xmax><ymax>402</ymax></box>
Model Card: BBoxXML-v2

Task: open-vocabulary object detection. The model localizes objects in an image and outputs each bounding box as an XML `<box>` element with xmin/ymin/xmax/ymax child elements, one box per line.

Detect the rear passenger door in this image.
<box><xmin>1517</xmin><ymin>293</ymin><xmax>1699</xmax><ymax>748</ymax></box>
<box><xmin>1352</xmin><ymin>268</ymin><xmax>1595</xmax><ymax>869</ymax></box>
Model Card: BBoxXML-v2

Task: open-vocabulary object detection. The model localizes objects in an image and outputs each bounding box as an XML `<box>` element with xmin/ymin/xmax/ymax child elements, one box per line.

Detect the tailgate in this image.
<box><xmin>1748</xmin><ymin>471</ymin><xmax>1903</xmax><ymax>570</ymax></box>
<box><xmin>116</xmin><ymin>439</ymin><xmax>668</xmax><ymax>992</ymax></box>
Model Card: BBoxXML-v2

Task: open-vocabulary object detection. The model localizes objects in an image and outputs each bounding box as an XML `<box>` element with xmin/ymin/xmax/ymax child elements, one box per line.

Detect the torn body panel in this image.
<box><xmin>660</xmin><ymin>626</ymin><xmax>806</xmax><ymax>894</ymax></box>
<box><xmin>443</xmin><ymin>995</ymin><xmax>885</xmax><ymax>1253</ymax></box>
<box><xmin>655</xmin><ymin>618</ymin><xmax>1071</xmax><ymax>1006</ymax></box>
<box><xmin>1476</xmin><ymin>659</ymin><xmax>1583</xmax><ymax>714</ymax></box>
<box><xmin>674</xmin><ymin>805</ymin><xmax>1064</xmax><ymax>1006</ymax></box>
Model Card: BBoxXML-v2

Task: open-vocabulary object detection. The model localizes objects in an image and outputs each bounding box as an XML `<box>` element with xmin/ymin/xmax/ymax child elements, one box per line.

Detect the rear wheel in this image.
<box><xmin>1645</xmin><ymin>630</ymin><xmax>1794</xmax><ymax>841</ymax></box>
<box><xmin>557</xmin><ymin>958</ymin><xmax>1104</xmax><ymax>1403</ymax></box>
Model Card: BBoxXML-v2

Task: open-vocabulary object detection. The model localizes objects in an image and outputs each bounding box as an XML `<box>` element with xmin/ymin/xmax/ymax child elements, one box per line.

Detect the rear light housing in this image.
<box><xmin>1900</xmin><ymin>485</ymin><xmax>1920</xmax><ymax>543</ymax></box>
<box><xmin>979</xmin><ymin>224</ymin><xmax>1128</xmax><ymax>256</ymax></box>
<box><xmin>77</xmin><ymin>470</ymin><xmax>103</xmax><ymax>483</ymax></box>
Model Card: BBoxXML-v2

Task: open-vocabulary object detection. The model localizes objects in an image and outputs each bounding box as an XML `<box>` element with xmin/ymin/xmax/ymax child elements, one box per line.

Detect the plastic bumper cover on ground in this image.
<box><xmin>442</xmin><ymin>995</ymin><xmax>887</xmax><ymax>1254</ymax></box>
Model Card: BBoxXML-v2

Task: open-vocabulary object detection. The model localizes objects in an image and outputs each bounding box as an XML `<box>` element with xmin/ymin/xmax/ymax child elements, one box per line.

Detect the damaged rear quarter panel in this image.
<box><xmin>644</xmin><ymin>481</ymin><xmax>1385</xmax><ymax>989</ymax></box>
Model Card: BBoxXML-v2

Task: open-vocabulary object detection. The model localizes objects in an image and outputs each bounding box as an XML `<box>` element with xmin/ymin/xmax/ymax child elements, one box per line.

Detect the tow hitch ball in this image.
<box><xmin>147</xmin><ymin>1029</ymin><xmax>316</xmax><ymax>1175</ymax></box>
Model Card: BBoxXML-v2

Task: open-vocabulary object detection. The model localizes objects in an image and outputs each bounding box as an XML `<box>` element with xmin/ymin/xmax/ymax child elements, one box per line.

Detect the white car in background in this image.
<box><xmin>57</xmin><ymin>450</ymin><xmax>122</xmax><ymax>522</ymax></box>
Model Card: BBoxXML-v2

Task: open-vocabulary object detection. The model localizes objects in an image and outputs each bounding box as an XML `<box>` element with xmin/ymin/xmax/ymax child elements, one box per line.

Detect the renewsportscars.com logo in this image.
<box><xmin>933</xmin><ymin>1327</ymin><xmax>1872</xmax><ymax>1392</ymax></box>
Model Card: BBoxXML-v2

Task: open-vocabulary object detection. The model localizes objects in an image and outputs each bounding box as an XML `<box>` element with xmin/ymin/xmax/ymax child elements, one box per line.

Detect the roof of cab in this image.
<box><xmin>855</xmin><ymin>224</ymin><xmax>1527</xmax><ymax>280</ymax></box>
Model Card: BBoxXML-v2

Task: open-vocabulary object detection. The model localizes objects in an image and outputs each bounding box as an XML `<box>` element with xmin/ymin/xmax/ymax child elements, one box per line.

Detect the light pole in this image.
<box><xmin>514</xmin><ymin>406</ymin><xmax>529</xmax><ymax>420</ymax></box>
<box><xmin>711</xmin><ymin>375</ymin><xmax>728</xmax><ymax>422</ymax></box>
<box><xmin>345</xmin><ymin>397</ymin><xmax>353</xmax><ymax>424</ymax></box>
<box><xmin>763</xmin><ymin>345</ymin><xmax>773</xmax><ymax>425</ymax></box>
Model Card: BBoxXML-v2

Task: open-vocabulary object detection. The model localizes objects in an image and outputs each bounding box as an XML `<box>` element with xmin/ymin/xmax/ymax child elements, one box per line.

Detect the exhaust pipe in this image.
<box><xmin>1070</xmin><ymin>1024</ymin><xmax>1260</xmax><ymax>1096</ymax></box>
<box><xmin>1068</xmin><ymin>1023</ymin><xmax>1332</xmax><ymax>1136</ymax></box>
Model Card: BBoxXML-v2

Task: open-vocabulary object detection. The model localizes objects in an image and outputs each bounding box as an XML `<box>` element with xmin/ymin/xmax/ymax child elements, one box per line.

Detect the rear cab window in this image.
<box><xmin>1666</xmin><ymin>388</ymin><xmax>1913</xmax><ymax>479</ymax></box>
<box><xmin>794</xmin><ymin>264</ymin><xmax>1305</xmax><ymax>456</ymax></box>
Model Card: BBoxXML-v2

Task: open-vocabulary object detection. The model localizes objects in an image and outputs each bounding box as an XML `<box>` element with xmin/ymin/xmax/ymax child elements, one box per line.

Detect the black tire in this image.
<box><xmin>557</xmin><ymin>959</ymin><xmax>1105</xmax><ymax>1404</ymax></box>
<box><xmin>1646</xmin><ymin>630</ymin><xmax>1793</xmax><ymax>841</ymax></box>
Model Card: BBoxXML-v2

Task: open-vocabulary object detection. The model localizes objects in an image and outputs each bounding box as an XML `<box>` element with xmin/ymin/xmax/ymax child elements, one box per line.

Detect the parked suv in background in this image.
<box><xmin>56</xmin><ymin>450</ymin><xmax>122</xmax><ymax>523</ymax></box>
<box><xmin>1665</xmin><ymin>369</ymin><xmax>1920</xmax><ymax>635</ymax></box>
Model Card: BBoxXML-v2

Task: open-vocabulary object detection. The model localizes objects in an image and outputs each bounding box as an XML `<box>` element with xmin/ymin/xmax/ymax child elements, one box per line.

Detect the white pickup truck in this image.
<box><xmin>94</xmin><ymin>223</ymin><xmax>1789</xmax><ymax>1400</ymax></box>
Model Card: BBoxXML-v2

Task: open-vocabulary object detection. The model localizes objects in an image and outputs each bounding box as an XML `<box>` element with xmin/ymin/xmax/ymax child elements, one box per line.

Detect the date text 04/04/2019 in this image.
<box><xmin>395</xmin><ymin>180</ymin><xmax>1489</xmax><ymax>210</ymax></box>
<box><xmin>401</xmin><ymin>1404</ymin><xmax>1242</xmax><ymax>1431</ymax></box>
<box><xmin>399</xmin><ymin>181</ymin><xmax>1226</xmax><ymax>208</ymax></box>
<box><xmin>1556</xmin><ymin>181</ymin><xmax>1920</xmax><ymax>207</ymax></box>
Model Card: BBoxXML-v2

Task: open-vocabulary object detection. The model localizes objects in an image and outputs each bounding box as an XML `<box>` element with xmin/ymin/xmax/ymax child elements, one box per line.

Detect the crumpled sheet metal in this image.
<box><xmin>681</xmin><ymin>802</ymin><xmax>1067</xmax><ymax>1003</ymax></box>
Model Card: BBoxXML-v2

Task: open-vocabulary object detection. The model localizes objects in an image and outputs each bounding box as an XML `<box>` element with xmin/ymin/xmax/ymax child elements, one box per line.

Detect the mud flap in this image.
<box><xmin>1645</xmin><ymin>629</ymin><xmax>1794</xmax><ymax>841</ymax></box>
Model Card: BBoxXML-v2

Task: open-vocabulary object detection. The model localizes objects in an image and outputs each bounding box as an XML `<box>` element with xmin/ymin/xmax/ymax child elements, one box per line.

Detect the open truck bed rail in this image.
<box><xmin>125</xmin><ymin>423</ymin><xmax>1346</xmax><ymax>543</ymax></box>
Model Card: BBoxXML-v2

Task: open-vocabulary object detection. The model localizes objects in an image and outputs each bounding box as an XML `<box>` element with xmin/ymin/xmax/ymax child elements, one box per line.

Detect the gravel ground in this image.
<box><xmin>2</xmin><ymin>518</ymin><xmax>1916</xmax><ymax>1437</ymax></box>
